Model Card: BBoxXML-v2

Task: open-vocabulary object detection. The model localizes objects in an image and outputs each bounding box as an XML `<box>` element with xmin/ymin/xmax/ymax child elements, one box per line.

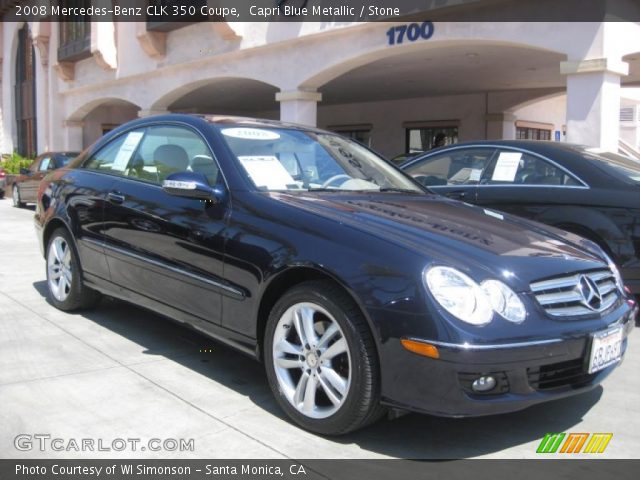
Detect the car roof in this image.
<box><xmin>426</xmin><ymin>140</ymin><xmax>590</xmax><ymax>155</ymax></box>
<box><xmin>103</xmin><ymin>114</ymin><xmax>331</xmax><ymax>142</ymax></box>
<box><xmin>184</xmin><ymin>113</ymin><xmax>328</xmax><ymax>133</ymax></box>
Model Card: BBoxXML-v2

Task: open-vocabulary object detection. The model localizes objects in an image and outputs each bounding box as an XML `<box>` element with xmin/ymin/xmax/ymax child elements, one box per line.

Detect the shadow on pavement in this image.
<box><xmin>32</xmin><ymin>280</ymin><xmax>602</xmax><ymax>459</ymax></box>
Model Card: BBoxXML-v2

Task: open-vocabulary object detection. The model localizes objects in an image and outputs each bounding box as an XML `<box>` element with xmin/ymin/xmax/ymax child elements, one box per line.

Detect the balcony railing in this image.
<box><xmin>58</xmin><ymin>21</ymin><xmax>91</xmax><ymax>62</ymax></box>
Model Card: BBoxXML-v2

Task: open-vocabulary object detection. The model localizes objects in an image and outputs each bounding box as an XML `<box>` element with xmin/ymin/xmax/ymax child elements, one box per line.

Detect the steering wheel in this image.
<box><xmin>320</xmin><ymin>174</ymin><xmax>352</xmax><ymax>189</ymax></box>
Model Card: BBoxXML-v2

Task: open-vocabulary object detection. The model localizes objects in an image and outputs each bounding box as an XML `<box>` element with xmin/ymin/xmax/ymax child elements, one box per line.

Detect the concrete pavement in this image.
<box><xmin>0</xmin><ymin>198</ymin><xmax>638</xmax><ymax>459</ymax></box>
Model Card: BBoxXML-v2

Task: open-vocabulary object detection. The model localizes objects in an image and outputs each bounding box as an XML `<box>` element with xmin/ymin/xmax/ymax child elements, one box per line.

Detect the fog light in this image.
<box><xmin>472</xmin><ymin>376</ymin><xmax>496</xmax><ymax>392</ymax></box>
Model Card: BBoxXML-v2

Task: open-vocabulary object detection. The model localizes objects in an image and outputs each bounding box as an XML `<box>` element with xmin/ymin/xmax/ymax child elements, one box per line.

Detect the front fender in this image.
<box><xmin>536</xmin><ymin>205</ymin><xmax>633</xmax><ymax>261</ymax></box>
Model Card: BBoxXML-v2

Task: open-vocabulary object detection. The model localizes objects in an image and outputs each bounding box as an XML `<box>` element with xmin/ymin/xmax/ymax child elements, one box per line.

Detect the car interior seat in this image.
<box><xmin>154</xmin><ymin>144</ymin><xmax>189</xmax><ymax>182</ymax></box>
<box><xmin>538</xmin><ymin>175</ymin><xmax>561</xmax><ymax>185</ymax></box>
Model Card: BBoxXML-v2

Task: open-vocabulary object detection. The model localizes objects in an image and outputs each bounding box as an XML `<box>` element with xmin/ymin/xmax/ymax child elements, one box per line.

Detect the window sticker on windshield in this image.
<box><xmin>238</xmin><ymin>156</ymin><xmax>295</xmax><ymax>190</ymax></box>
<box><xmin>112</xmin><ymin>131</ymin><xmax>144</xmax><ymax>171</ymax></box>
<box><xmin>221</xmin><ymin>128</ymin><xmax>280</xmax><ymax>140</ymax></box>
<box><xmin>491</xmin><ymin>152</ymin><xmax>522</xmax><ymax>182</ymax></box>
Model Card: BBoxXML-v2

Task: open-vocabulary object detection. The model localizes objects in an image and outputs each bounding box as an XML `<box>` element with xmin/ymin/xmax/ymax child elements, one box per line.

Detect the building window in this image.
<box><xmin>328</xmin><ymin>124</ymin><xmax>372</xmax><ymax>147</ymax></box>
<box><xmin>516</xmin><ymin>127</ymin><xmax>551</xmax><ymax>140</ymax></box>
<box><xmin>515</xmin><ymin>121</ymin><xmax>553</xmax><ymax>141</ymax></box>
<box><xmin>15</xmin><ymin>24</ymin><xmax>37</xmax><ymax>157</ymax></box>
<box><xmin>404</xmin><ymin>122</ymin><xmax>458</xmax><ymax>153</ymax></box>
<box><xmin>58</xmin><ymin>1</ymin><xmax>91</xmax><ymax>62</ymax></box>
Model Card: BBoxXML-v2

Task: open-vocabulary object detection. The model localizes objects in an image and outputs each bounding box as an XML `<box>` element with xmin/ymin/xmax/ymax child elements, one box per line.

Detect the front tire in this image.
<box><xmin>46</xmin><ymin>228</ymin><xmax>100</xmax><ymax>311</ymax></box>
<box><xmin>264</xmin><ymin>280</ymin><xmax>384</xmax><ymax>435</ymax></box>
<box><xmin>12</xmin><ymin>185</ymin><xmax>24</xmax><ymax>208</ymax></box>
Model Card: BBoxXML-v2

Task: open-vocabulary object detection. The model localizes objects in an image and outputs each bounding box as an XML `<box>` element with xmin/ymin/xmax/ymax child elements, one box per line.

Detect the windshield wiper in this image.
<box><xmin>377</xmin><ymin>187</ymin><xmax>422</xmax><ymax>194</ymax></box>
<box><xmin>305</xmin><ymin>187</ymin><xmax>423</xmax><ymax>194</ymax></box>
<box><xmin>306</xmin><ymin>188</ymin><xmax>354</xmax><ymax>192</ymax></box>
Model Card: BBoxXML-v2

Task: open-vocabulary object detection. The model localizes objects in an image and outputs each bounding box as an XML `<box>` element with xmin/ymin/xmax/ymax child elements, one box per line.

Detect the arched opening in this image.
<box><xmin>15</xmin><ymin>24</ymin><xmax>37</xmax><ymax>157</ymax></box>
<box><xmin>301</xmin><ymin>41</ymin><xmax>567</xmax><ymax>157</ymax></box>
<box><xmin>68</xmin><ymin>98</ymin><xmax>141</xmax><ymax>148</ymax></box>
<box><xmin>152</xmin><ymin>77</ymin><xmax>279</xmax><ymax>118</ymax></box>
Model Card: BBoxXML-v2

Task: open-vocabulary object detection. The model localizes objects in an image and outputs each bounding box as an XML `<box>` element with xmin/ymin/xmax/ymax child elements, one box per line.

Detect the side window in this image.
<box><xmin>126</xmin><ymin>125</ymin><xmax>219</xmax><ymax>186</ymax></box>
<box><xmin>405</xmin><ymin>148</ymin><xmax>495</xmax><ymax>187</ymax></box>
<box><xmin>83</xmin><ymin>129</ymin><xmax>146</xmax><ymax>176</ymax></box>
<box><xmin>38</xmin><ymin>157</ymin><xmax>51</xmax><ymax>172</ymax></box>
<box><xmin>483</xmin><ymin>150</ymin><xmax>581</xmax><ymax>186</ymax></box>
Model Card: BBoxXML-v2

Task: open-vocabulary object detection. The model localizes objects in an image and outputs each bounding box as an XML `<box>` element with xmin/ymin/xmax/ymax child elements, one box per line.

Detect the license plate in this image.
<box><xmin>588</xmin><ymin>327</ymin><xmax>623</xmax><ymax>374</ymax></box>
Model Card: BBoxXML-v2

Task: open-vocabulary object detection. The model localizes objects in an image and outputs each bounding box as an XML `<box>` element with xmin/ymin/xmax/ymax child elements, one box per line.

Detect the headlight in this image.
<box><xmin>481</xmin><ymin>280</ymin><xmax>526</xmax><ymax>323</ymax></box>
<box><xmin>602</xmin><ymin>252</ymin><xmax>624</xmax><ymax>293</ymax></box>
<box><xmin>425</xmin><ymin>266</ymin><xmax>493</xmax><ymax>326</ymax></box>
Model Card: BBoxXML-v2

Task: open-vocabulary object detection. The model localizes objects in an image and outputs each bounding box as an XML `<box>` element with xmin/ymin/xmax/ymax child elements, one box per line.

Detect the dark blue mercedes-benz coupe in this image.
<box><xmin>35</xmin><ymin>115</ymin><xmax>635</xmax><ymax>435</ymax></box>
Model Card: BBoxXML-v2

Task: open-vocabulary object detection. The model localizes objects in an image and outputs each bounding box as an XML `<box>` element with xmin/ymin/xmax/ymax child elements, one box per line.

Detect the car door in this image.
<box><xmin>402</xmin><ymin>147</ymin><xmax>496</xmax><ymax>202</ymax></box>
<box><xmin>101</xmin><ymin>124</ymin><xmax>228</xmax><ymax>326</ymax></box>
<box><xmin>475</xmin><ymin>147</ymin><xmax>585</xmax><ymax>219</ymax></box>
<box><xmin>22</xmin><ymin>155</ymin><xmax>50</xmax><ymax>202</ymax></box>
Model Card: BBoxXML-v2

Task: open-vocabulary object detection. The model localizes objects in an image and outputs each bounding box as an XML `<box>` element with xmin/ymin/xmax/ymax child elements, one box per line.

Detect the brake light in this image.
<box><xmin>0</xmin><ymin>170</ymin><xmax>5</xmax><ymax>178</ymax></box>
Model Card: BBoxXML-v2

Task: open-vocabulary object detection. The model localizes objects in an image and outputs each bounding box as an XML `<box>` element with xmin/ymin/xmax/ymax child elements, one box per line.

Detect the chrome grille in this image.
<box><xmin>530</xmin><ymin>269</ymin><xmax>620</xmax><ymax>317</ymax></box>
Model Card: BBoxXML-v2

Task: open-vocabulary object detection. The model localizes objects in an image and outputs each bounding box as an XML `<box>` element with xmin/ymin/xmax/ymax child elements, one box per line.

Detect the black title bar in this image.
<box><xmin>1</xmin><ymin>0</ymin><xmax>640</xmax><ymax>22</ymax></box>
<box><xmin>2</xmin><ymin>459</ymin><xmax>639</xmax><ymax>480</ymax></box>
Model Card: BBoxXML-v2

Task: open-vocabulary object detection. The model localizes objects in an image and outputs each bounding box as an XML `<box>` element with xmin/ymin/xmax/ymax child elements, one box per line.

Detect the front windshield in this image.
<box><xmin>581</xmin><ymin>148</ymin><xmax>640</xmax><ymax>183</ymax></box>
<box><xmin>218</xmin><ymin>126</ymin><xmax>422</xmax><ymax>193</ymax></box>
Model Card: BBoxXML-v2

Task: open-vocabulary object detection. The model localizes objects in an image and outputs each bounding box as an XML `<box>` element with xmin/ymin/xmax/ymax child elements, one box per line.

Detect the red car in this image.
<box><xmin>0</xmin><ymin>167</ymin><xmax>6</xmax><ymax>199</ymax></box>
<box><xmin>12</xmin><ymin>152</ymin><xmax>79</xmax><ymax>207</ymax></box>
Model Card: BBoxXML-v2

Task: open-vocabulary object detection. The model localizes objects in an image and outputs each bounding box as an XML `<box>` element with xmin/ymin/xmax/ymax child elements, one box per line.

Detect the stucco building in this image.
<box><xmin>1</xmin><ymin>2</ymin><xmax>640</xmax><ymax>160</ymax></box>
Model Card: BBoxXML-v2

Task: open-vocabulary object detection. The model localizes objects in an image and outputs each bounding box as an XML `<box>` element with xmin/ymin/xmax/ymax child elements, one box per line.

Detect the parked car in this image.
<box><xmin>12</xmin><ymin>152</ymin><xmax>79</xmax><ymax>207</ymax></box>
<box><xmin>389</xmin><ymin>151</ymin><xmax>421</xmax><ymax>165</ymax></box>
<box><xmin>36</xmin><ymin>116</ymin><xmax>635</xmax><ymax>435</ymax></box>
<box><xmin>401</xmin><ymin>141</ymin><xmax>640</xmax><ymax>295</ymax></box>
<box><xmin>0</xmin><ymin>167</ymin><xmax>6</xmax><ymax>198</ymax></box>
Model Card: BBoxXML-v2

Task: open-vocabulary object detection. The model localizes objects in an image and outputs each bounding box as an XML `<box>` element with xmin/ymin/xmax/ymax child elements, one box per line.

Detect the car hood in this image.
<box><xmin>270</xmin><ymin>192</ymin><xmax>607</xmax><ymax>291</ymax></box>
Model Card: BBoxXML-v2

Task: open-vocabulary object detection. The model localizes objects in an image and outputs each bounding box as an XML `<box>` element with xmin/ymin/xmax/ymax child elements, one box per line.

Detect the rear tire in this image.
<box><xmin>264</xmin><ymin>280</ymin><xmax>385</xmax><ymax>435</ymax></box>
<box><xmin>46</xmin><ymin>227</ymin><xmax>101</xmax><ymax>311</ymax></box>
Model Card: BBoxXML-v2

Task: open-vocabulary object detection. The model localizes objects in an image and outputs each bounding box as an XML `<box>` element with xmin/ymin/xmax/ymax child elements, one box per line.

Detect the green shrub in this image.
<box><xmin>1</xmin><ymin>152</ymin><xmax>34</xmax><ymax>174</ymax></box>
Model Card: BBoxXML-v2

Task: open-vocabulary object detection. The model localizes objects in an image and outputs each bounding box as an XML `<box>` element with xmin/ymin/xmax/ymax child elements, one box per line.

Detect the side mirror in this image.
<box><xmin>20</xmin><ymin>168</ymin><xmax>30</xmax><ymax>175</ymax></box>
<box><xmin>162</xmin><ymin>172</ymin><xmax>226</xmax><ymax>204</ymax></box>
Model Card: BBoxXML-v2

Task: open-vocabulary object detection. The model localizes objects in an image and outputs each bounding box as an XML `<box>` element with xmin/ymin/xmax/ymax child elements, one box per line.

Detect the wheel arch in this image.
<box><xmin>553</xmin><ymin>222</ymin><xmax>612</xmax><ymax>255</ymax></box>
<box><xmin>42</xmin><ymin>217</ymin><xmax>75</xmax><ymax>258</ymax></box>
<box><xmin>255</xmin><ymin>265</ymin><xmax>381</xmax><ymax>365</ymax></box>
<box><xmin>537</xmin><ymin>206</ymin><xmax>632</xmax><ymax>260</ymax></box>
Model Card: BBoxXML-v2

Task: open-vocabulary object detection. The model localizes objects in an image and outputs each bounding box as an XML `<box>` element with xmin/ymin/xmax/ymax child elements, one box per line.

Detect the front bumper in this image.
<box><xmin>380</xmin><ymin>305</ymin><xmax>635</xmax><ymax>417</ymax></box>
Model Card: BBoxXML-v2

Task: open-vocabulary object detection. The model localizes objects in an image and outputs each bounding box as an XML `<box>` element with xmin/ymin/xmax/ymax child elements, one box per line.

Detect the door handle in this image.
<box><xmin>108</xmin><ymin>192</ymin><xmax>125</xmax><ymax>204</ymax></box>
<box><xmin>447</xmin><ymin>190</ymin><xmax>467</xmax><ymax>200</ymax></box>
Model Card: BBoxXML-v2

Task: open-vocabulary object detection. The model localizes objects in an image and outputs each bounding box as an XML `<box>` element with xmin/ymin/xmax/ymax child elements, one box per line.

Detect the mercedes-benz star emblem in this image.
<box><xmin>576</xmin><ymin>274</ymin><xmax>603</xmax><ymax>311</ymax></box>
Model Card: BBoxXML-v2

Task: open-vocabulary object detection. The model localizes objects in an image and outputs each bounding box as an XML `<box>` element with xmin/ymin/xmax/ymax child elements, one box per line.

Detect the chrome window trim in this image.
<box><xmin>82</xmin><ymin>237</ymin><xmax>244</xmax><ymax>299</ymax></box>
<box><xmin>404</xmin><ymin>144</ymin><xmax>590</xmax><ymax>190</ymax></box>
<box><xmin>80</xmin><ymin>120</ymin><xmax>231</xmax><ymax>198</ymax></box>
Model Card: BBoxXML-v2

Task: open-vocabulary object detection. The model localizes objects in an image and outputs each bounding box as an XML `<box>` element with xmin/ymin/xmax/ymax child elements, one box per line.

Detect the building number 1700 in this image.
<box><xmin>386</xmin><ymin>22</ymin><xmax>435</xmax><ymax>45</ymax></box>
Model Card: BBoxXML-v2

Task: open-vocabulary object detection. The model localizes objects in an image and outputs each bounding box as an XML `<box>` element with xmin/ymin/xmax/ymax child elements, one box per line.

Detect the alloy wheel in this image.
<box><xmin>47</xmin><ymin>236</ymin><xmax>73</xmax><ymax>302</ymax></box>
<box><xmin>272</xmin><ymin>302</ymin><xmax>351</xmax><ymax>419</ymax></box>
